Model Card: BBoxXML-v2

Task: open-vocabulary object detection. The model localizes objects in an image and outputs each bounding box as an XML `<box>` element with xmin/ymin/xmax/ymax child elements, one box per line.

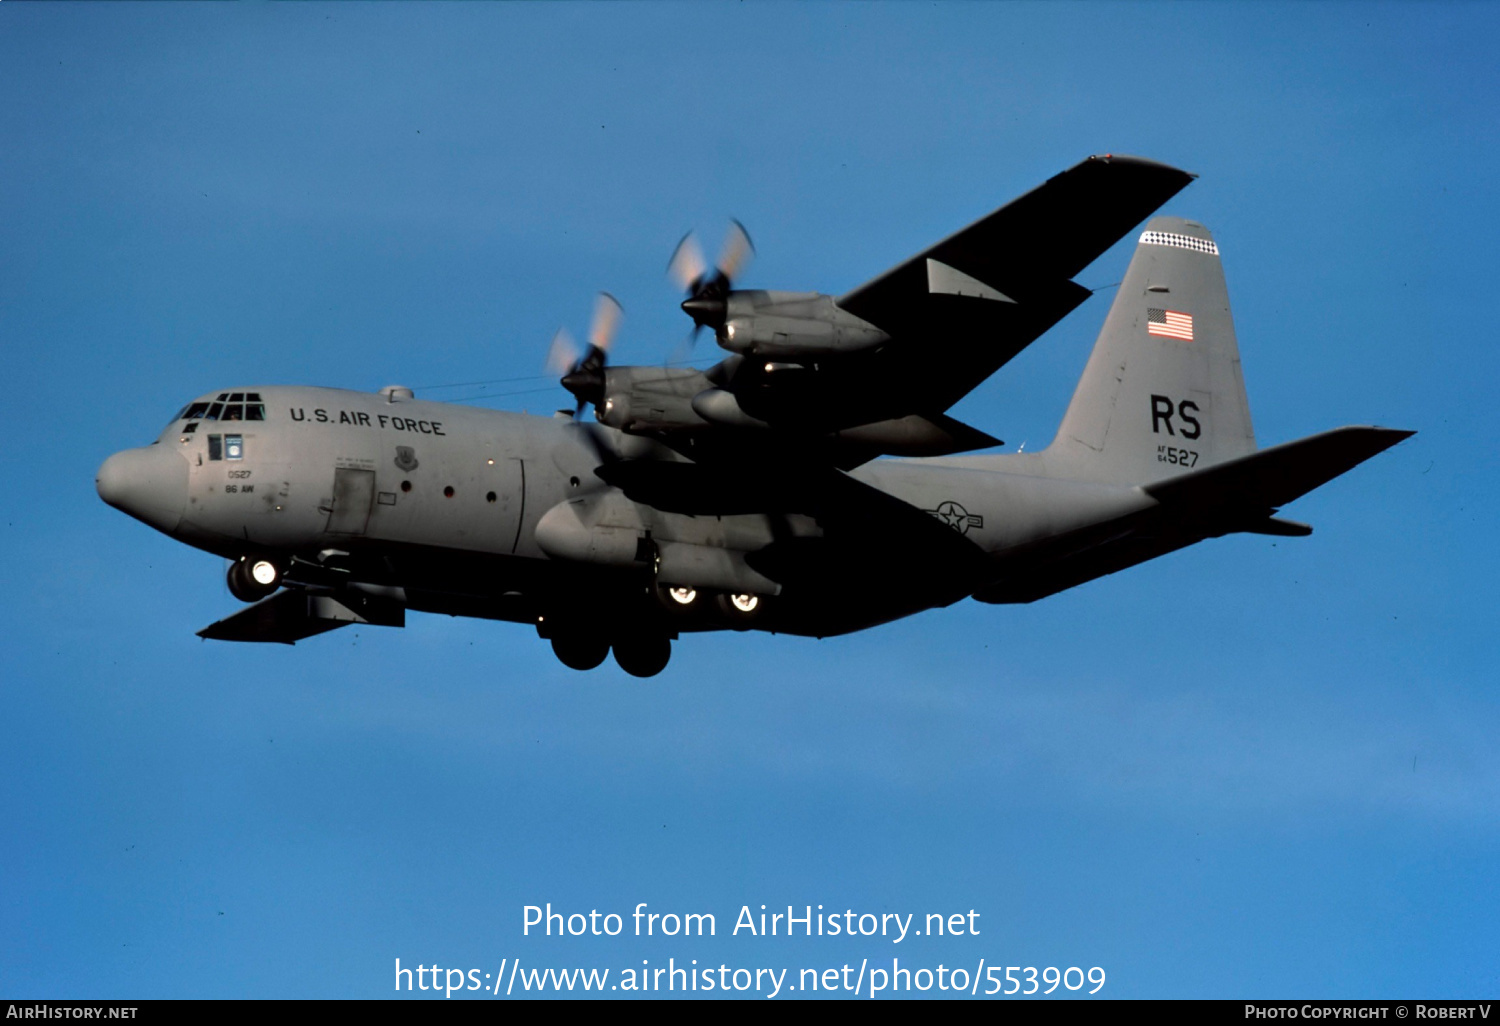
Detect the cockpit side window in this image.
<box><xmin>205</xmin><ymin>434</ymin><xmax>243</xmax><ymax>460</ymax></box>
<box><xmin>206</xmin><ymin>402</ymin><xmax>223</xmax><ymax>420</ymax></box>
<box><xmin>184</xmin><ymin>402</ymin><xmax>210</xmax><ymax>419</ymax></box>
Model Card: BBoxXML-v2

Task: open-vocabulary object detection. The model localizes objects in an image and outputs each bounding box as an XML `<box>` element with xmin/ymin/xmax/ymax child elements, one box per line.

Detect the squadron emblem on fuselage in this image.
<box><xmin>394</xmin><ymin>446</ymin><xmax>419</xmax><ymax>472</ymax></box>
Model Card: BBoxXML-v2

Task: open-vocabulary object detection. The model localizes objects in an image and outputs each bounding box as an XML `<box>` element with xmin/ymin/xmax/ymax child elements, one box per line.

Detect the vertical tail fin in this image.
<box><xmin>1048</xmin><ymin>217</ymin><xmax>1256</xmax><ymax>484</ymax></box>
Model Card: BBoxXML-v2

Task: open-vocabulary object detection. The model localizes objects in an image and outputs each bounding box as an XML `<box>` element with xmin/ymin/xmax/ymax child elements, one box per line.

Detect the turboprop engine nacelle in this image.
<box><xmin>720</xmin><ymin>291</ymin><xmax>889</xmax><ymax>359</ymax></box>
<box><xmin>596</xmin><ymin>366</ymin><xmax>713</xmax><ymax>434</ymax></box>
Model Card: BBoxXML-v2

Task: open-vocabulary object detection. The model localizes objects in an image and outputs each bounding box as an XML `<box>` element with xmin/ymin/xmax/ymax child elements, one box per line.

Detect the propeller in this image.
<box><xmin>547</xmin><ymin>292</ymin><xmax>623</xmax><ymax>417</ymax></box>
<box><xmin>667</xmin><ymin>220</ymin><xmax>754</xmax><ymax>352</ymax></box>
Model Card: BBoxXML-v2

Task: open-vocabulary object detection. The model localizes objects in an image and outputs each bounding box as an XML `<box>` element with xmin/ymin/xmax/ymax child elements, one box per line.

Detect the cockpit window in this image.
<box><xmin>178</xmin><ymin>397</ymin><xmax>264</xmax><ymax>423</ymax></box>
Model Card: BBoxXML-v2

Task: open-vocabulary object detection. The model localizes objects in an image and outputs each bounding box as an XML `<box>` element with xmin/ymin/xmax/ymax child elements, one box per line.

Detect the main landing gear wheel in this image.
<box><xmin>658</xmin><ymin>585</ymin><xmax>698</xmax><ymax>609</ymax></box>
<box><xmin>226</xmin><ymin>557</ymin><xmax>282</xmax><ymax>602</ymax></box>
<box><xmin>550</xmin><ymin>634</ymin><xmax>610</xmax><ymax>672</ymax></box>
<box><xmin>612</xmin><ymin>634</ymin><xmax>671</xmax><ymax>678</ymax></box>
<box><xmin>715</xmin><ymin>592</ymin><xmax>764</xmax><ymax>629</ymax></box>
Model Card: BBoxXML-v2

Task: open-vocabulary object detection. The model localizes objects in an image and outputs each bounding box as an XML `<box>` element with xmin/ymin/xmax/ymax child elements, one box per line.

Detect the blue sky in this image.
<box><xmin>2</xmin><ymin>2</ymin><xmax>1496</xmax><ymax>999</ymax></box>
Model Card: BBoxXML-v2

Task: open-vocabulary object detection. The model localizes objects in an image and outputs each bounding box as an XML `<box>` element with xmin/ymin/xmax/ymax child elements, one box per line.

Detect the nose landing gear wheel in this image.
<box><xmin>550</xmin><ymin>634</ymin><xmax>610</xmax><ymax>672</ymax></box>
<box><xmin>227</xmin><ymin>557</ymin><xmax>282</xmax><ymax>602</ymax></box>
<box><xmin>612</xmin><ymin>634</ymin><xmax>671</xmax><ymax>678</ymax></box>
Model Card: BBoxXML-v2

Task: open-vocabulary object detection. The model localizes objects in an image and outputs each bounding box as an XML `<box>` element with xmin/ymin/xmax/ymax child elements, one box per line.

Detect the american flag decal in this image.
<box><xmin>1147</xmin><ymin>308</ymin><xmax>1194</xmax><ymax>341</ymax></box>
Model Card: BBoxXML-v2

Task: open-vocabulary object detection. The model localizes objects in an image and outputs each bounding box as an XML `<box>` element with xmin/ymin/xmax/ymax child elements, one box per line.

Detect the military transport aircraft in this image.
<box><xmin>96</xmin><ymin>155</ymin><xmax>1412</xmax><ymax>677</ymax></box>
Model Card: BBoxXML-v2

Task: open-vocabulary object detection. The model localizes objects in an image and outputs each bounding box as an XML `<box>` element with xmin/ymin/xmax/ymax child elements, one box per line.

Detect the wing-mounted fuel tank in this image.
<box><xmin>710</xmin><ymin>291</ymin><xmax>889</xmax><ymax>359</ymax></box>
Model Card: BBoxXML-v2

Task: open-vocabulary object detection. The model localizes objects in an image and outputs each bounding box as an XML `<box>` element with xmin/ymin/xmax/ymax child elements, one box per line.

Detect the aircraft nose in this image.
<box><xmin>96</xmin><ymin>445</ymin><xmax>189</xmax><ymax>534</ymax></box>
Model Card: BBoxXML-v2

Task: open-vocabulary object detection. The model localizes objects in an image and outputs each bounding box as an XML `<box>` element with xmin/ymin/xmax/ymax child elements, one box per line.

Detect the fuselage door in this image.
<box><xmin>325</xmin><ymin>468</ymin><xmax>376</xmax><ymax>534</ymax></box>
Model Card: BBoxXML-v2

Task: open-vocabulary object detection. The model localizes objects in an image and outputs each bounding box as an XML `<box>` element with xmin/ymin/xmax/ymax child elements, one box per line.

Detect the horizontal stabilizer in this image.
<box><xmin>198</xmin><ymin>589</ymin><xmax>405</xmax><ymax>645</ymax></box>
<box><xmin>972</xmin><ymin>425</ymin><xmax>1411</xmax><ymax>605</ymax></box>
<box><xmin>1145</xmin><ymin>426</ymin><xmax>1415</xmax><ymax>517</ymax></box>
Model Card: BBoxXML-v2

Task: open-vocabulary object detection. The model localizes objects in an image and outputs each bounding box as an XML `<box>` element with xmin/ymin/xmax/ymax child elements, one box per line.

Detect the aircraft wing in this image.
<box><xmin>598</xmin><ymin>156</ymin><xmax>1191</xmax><ymax>462</ymax></box>
<box><xmin>817</xmin><ymin>154</ymin><xmax>1197</xmax><ymax>421</ymax></box>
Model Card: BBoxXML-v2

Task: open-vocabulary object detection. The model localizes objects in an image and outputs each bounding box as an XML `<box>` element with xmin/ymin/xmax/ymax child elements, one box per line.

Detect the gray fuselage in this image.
<box><xmin>97</xmin><ymin>384</ymin><xmax>1153</xmax><ymax>639</ymax></box>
